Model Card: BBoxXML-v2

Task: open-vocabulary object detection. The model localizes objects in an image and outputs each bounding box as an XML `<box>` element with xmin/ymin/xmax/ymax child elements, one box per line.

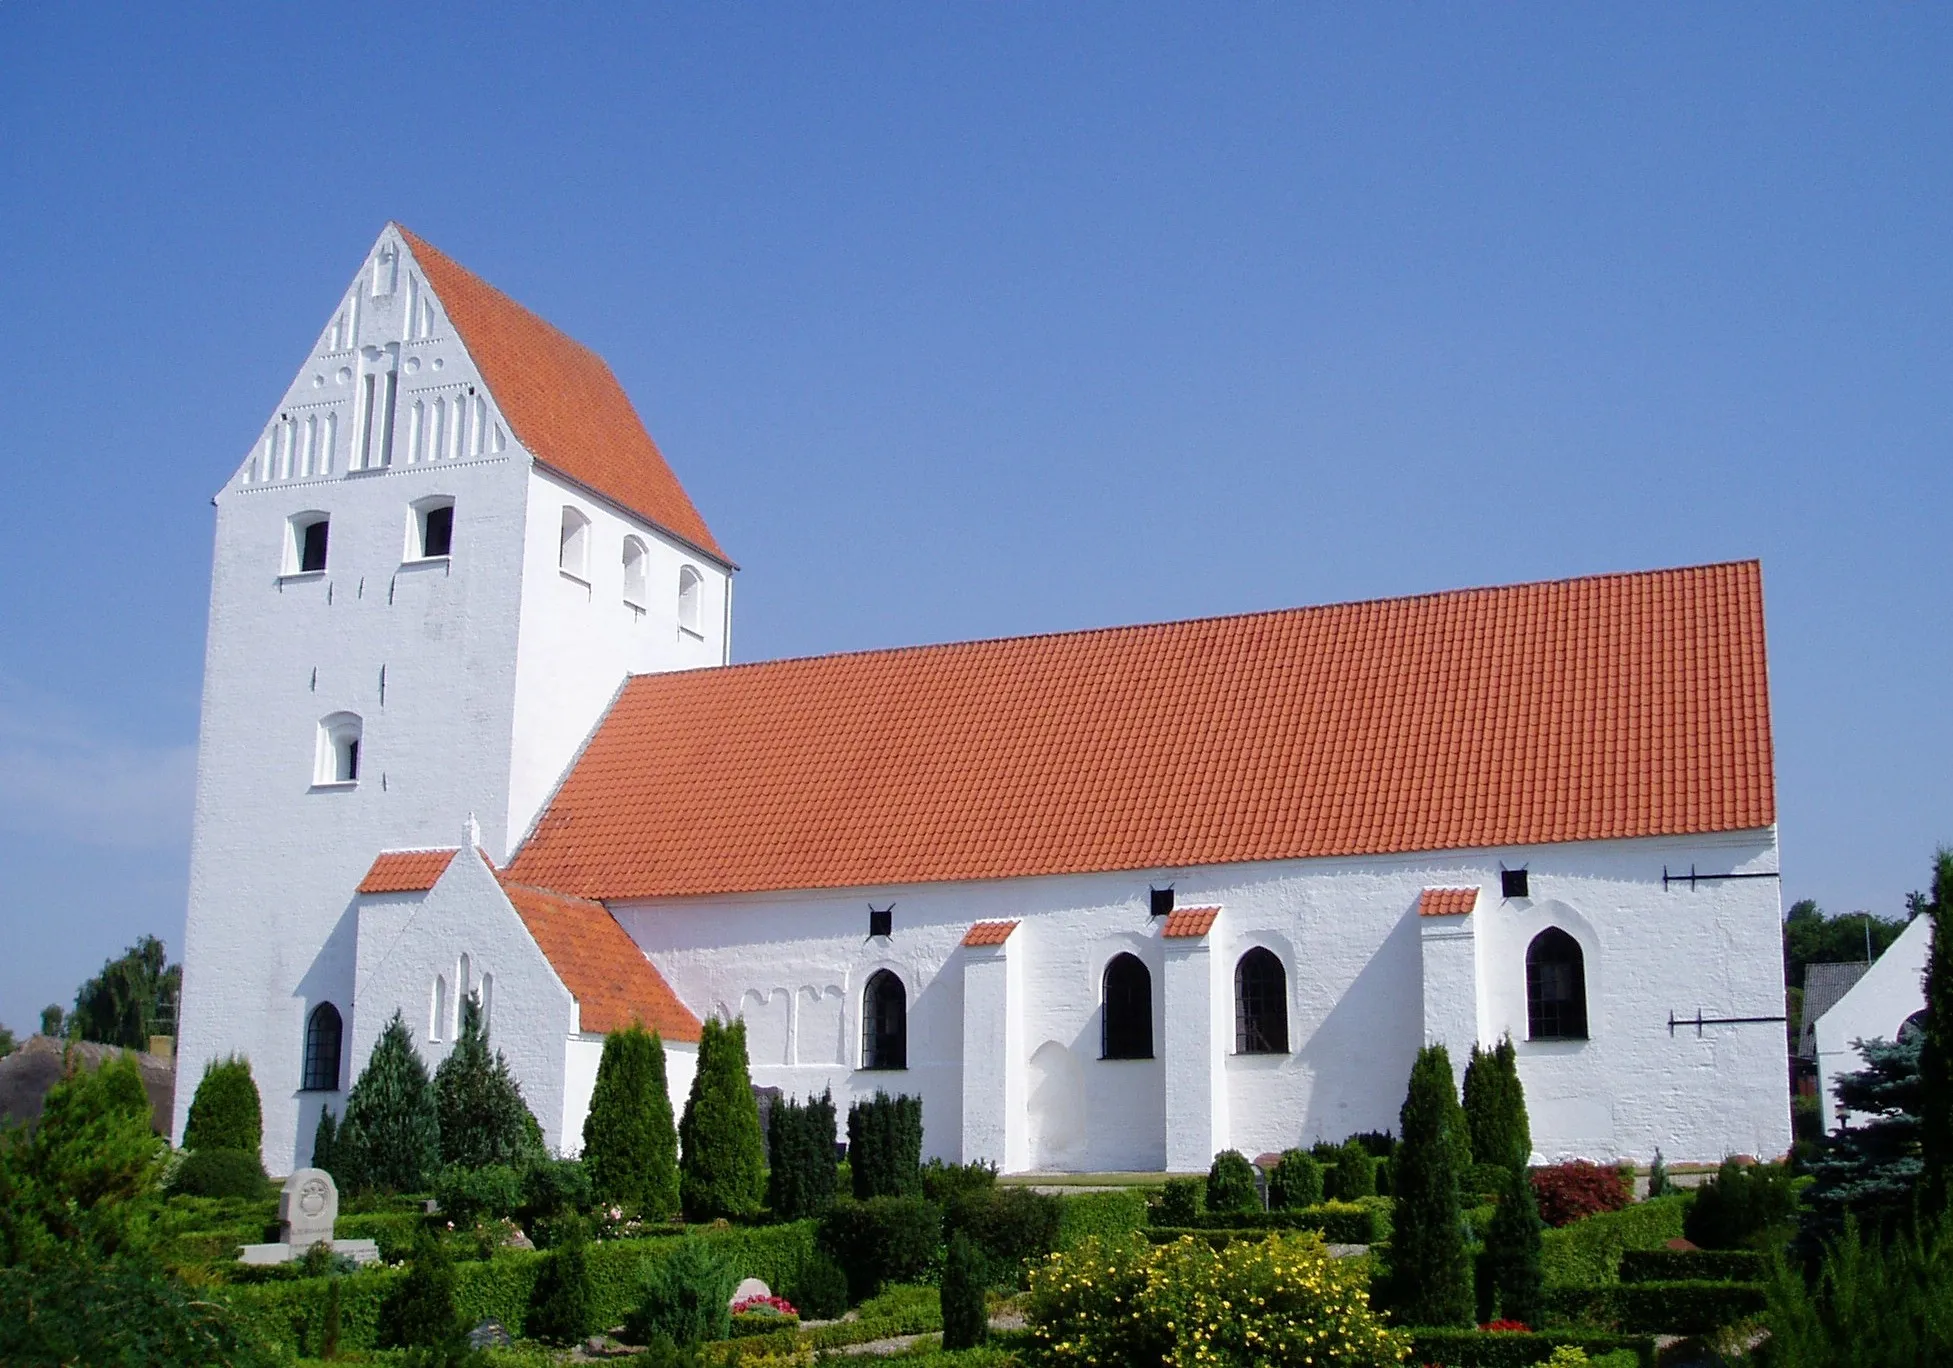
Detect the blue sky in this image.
<box><xmin>1</xmin><ymin>6</ymin><xmax>1948</xmax><ymax>1034</ymax></box>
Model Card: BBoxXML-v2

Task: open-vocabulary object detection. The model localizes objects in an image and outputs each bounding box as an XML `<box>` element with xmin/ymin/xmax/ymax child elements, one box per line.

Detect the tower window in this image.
<box><xmin>678</xmin><ymin>565</ymin><xmax>703</xmax><ymax>633</ymax></box>
<box><xmin>288</xmin><ymin>514</ymin><xmax>330</xmax><ymax>575</ymax></box>
<box><xmin>559</xmin><ymin>507</ymin><xmax>590</xmax><ymax>580</ymax></box>
<box><xmin>622</xmin><ymin>537</ymin><xmax>648</xmax><ymax>607</ymax></box>
<box><xmin>410</xmin><ymin>498</ymin><xmax>454</xmax><ymax>560</ymax></box>
<box><xmin>1502</xmin><ymin>869</ymin><xmax>1530</xmax><ymax>899</ymax></box>
<box><xmin>302</xmin><ymin>1003</ymin><xmax>343</xmax><ymax>1091</ymax></box>
<box><xmin>861</xmin><ymin>970</ymin><xmax>907</xmax><ymax>1070</ymax></box>
<box><xmin>1101</xmin><ymin>953</ymin><xmax>1154</xmax><ymax>1060</ymax></box>
<box><xmin>315</xmin><ymin>713</ymin><xmax>362</xmax><ymax>786</ymax></box>
<box><xmin>1234</xmin><ymin>947</ymin><xmax>1289</xmax><ymax>1054</ymax></box>
<box><xmin>1526</xmin><ymin>927</ymin><xmax>1588</xmax><ymax>1041</ymax></box>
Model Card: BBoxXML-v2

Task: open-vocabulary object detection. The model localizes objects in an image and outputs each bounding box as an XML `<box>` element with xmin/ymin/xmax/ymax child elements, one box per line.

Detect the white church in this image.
<box><xmin>174</xmin><ymin>225</ymin><xmax>1793</xmax><ymax>1176</ymax></box>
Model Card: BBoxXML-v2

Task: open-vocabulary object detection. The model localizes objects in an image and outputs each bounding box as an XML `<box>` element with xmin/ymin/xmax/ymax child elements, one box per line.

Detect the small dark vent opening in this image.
<box><xmin>1501</xmin><ymin>869</ymin><xmax>1530</xmax><ymax>900</ymax></box>
<box><xmin>869</xmin><ymin>905</ymin><xmax>893</xmax><ymax>938</ymax></box>
<box><xmin>1149</xmin><ymin>887</ymin><xmax>1175</xmax><ymax>918</ymax></box>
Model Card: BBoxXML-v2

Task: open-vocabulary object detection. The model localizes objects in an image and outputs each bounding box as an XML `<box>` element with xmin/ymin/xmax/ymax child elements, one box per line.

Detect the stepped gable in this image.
<box><xmin>507</xmin><ymin>560</ymin><xmax>1775</xmax><ymax>900</ymax></box>
<box><xmin>398</xmin><ymin>226</ymin><xmax>725</xmax><ymax>562</ymax></box>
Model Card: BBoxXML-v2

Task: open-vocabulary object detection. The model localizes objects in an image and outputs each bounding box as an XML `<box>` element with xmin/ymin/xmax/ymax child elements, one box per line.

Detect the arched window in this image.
<box><xmin>677</xmin><ymin>565</ymin><xmax>703</xmax><ymax>633</ymax></box>
<box><xmin>1235</xmin><ymin>947</ymin><xmax>1289</xmax><ymax>1053</ymax></box>
<box><xmin>861</xmin><ymin>970</ymin><xmax>907</xmax><ymax>1069</ymax></box>
<box><xmin>1102</xmin><ymin>953</ymin><xmax>1153</xmax><ymax>1060</ymax></box>
<box><xmin>315</xmin><ymin>713</ymin><xmax>362</xmax><ymax>786</ymax></box>
<box><xmin>622</xmin><ymin>537</ymin><xmax>649</xmax><ymax>607</ymax></box>
<box><xmin>559</xmin><ymin>506</ymin><xmax>590</xmax><ymax>579</ymax></box>
<box><xmin>1526</xmin><ymin>928</ymin><xmax>1588</xmax><ymax>1041</ymax></box>
<box><xmin>302</xmin><ymin>1003</ymin><xmax>343</xmax><ymax>1091</ymax></box>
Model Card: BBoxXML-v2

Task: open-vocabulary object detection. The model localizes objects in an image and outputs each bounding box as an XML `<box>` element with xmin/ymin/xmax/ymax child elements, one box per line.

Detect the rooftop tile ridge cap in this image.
<box><xmin>618</xmin><ymin>557</ymin><xmax>1763</xmax><ymax>685</ymax></box>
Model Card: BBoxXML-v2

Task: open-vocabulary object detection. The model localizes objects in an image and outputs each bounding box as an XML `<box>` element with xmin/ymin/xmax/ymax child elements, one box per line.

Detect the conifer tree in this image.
<box><xmin>1918</xmin><ymin>849</ymin><xmax>1953</xmax><ymax>1215</ymax></box>
<box><xmin>583</xmin><ymin>1023</ymin><xmax>681</xmax><ymax>1219</ymax></box>
<box><xmin>847</xmin><ymin>1092</ymin><xmax>924</xmax><ymax>1199</ymax></box>
<box><xmin>678</xmin><ymin>1017</ymin><xmax>766</xmax><ymax>1219</ymax></box>
<box><xmin>1463</xmin><ymin>1035</ymin><xmax>1531</xmax><ymax>1172</ymax></box>
<box><xmin>434</xmin><ymin>993</ymin><xmax>545</xmax><ymax>1171</ymax></box>
<box><xmin>1482</xmin><ymin>1159</ymin><xmax>1545</xmax><ymax>1326</ymax></box>
<box><xmin>338</xmin><ymin>1011</ymin><xmax>440</xmax><ymax>1193</ymax></box>
<box><xmin>1493</xmin><ymin>1034</ymin><xmax>1532</xmax><ymax>1168</ymax></box>
<box><xmin>1385</xmin><ymin>1044</ymin><xmax>1473</xmax><ymax>1327</ymax></box>
<box><xmin>378</xmin><ymin>1228</ymin><xmax>464</xmax><ymax>1351</ymax></box>
<box><xmin>182</xmin><ymin>1054</ymin><xmax>263</xmax><ymax>1158</ymax></box>
<box><xmin>767</xmin><ymin>1088</ymin><xmax>838</xmax><ymax>1220</ymax></box>
<box><xmin>311</xmin><ymin>1108</ymin><xmax>339</xmax><ymax>1177</ymax></box>
<box><xmin>940</xmin><ymin>1229</ymin><xmax>988</xmax><ymax>1349</ymax></box>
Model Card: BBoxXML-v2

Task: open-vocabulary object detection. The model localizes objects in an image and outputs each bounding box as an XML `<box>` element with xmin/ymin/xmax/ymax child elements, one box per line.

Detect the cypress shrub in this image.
<box><xmin>940</xmin><ymin>1230</ymin><xmax>988</xmax><ymax>1349</ymax></box>
<box><xmin>338</xmin><ymin>1011</ymin><xmax>440</xmax><ymax>1194</ymax></box>
<box><xmin>1326</xmin><ymin>1140</ymin><xmax>1378</xmax><ymax>1200</ymax></box>
<box><xmin>1267</xmin><ymin>1149</ymin><xmax>1324</xmax><ymax>1210</ymax></box>
<box><xmin>311</xmin><ymin>1108</ymin><xmax>339</xmax><ymax>1177</ymax></box>
<box><xmin>1383</xmin><ymin>1043</ymin><xmax>1473</xmax><ymax>1327</ymax></box>
<box><xmin>434</xmin><ymin>993</ymin><xmax>545</xmax><ymax>1171</ymax></box>
<box><xmin>377</xmin><ymin>1229</ymin><xmax>464</xmax><ymax>1351</ymax></box>
<box><xmin>1482</xmin><ymin>1159</ymin><xmax>1545</xmax><ymax>1327</ymax></box>
<box><xmin>528</xmin><ymin>1218</ymin><xmax>596</xmax><ymax>1345</ymax></box>
<box><xmin>182</xmin><ymin>1054</ymin><xmax>263</xmax><ymax>1158</ymax></box>
<box><xmin>1206</xmin><ymin>1149</ymin><xmax>1261</xmax><ymax>1214</ymax></box>
<box><xmin>678</xmin><ymin>1018</ymin><xmax>766</xmax><ymax>1220</ymax></box>
<box><xmin>767</xmin><ymin>1088</ymin><xmax>839</xmax><ymax>1220</ymax></box>
<box><xmin>1683</xmin><ymin>1159</ymin><xmax>1797</xmax><ymax>1250</ymax></box>
<box><xmin>583</xmin><ymin>1024</ymin><xmax>681</xmax><ymax>1219</ymax></box>
<box><xmin>846</xmin><ymin>1092</ymin><xmax>923</xmax><ymax>1199</ymax></box>
<box><xmin>1463</xmin><ymin>1035</ymin><xmax>1533</xmax><ymax>1174</ymax></box>
<box><xmin>1646</xmin><ymin>1148</ymin><xmax>1674</xmax><ymax>1199</ymax></box>
<box><xmin>624</xmin><ymin>1238</ymin><xmax>737</xmax><ymax>1347</ymax></box>
<box><xmin>164</xmin><ymin>1147</ymin><xmax>268</xmax><ymax>1199</ymax></box>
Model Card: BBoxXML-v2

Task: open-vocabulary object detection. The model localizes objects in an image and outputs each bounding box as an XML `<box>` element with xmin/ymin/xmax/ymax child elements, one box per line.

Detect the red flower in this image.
<box><xmin>1479</xmin><ymin>1319</ymin><xmax>1532</xmax><ymax>1333</ymax></box>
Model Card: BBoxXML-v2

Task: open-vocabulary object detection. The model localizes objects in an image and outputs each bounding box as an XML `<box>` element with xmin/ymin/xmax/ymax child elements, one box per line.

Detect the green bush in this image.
<box><xmin>817</xmin><ymin>1197</ymin><xmax>942</xmax><ymax>1301</ymax></box>
<box><xmin>785</xmin><ymin>1249</ymin><xmax>850</xmax><ymax>1319</ymax></box>
<box><xmin>1029</xmin><ymin>1231</ymin><xmax>1406</xmax><ymax>1366</ymax></box>
<box><xmin>1269</xmin><ymin>1148</ymin><xmax>1325</xmax><ymax>1210</ymax></box>
<box><xmin>847</xmin><ymin>1092</ymin><xmax>924</xmax><ymax>1199</ymax></box>
<box><xmin>1206</xmin><ymin>1149</ymin><xmax>1261</xmax><ymax>1215</ymax></box>
<box><xmin>1463</xmin><ymin>1161</ymin><xmax>1515</xmax><ymax>1200</ymax></box>
<box><xmin>583</xmin><ymin>1024</ymin><xmax>681</xmax><ymax>1220</ymax></box>
<box><xmin>435</xmin><ymin>994</ymin><xmax>546</xmax><ymax>1173</ymax></box>
<box><xmin>166</xmin><ymin>1146</ymin><xmax>270</xmax><ymax>1199</ymax></box>
<box><xmin>183</xmin><ymin>1054</ymin><xmax>264</xmax><ymax>1159</ymax></box>
<box><xmin>1763</xmin><ymin>1210</ymin><xmax>1953</xmax><ymax>1366</ymax></box>
<box><xmin>1681</xmin><ymin>1159</ymin><xmax>1795</xmax><ymax>1251</ymax></box>
<box><xmin>435</xmin><ymin>1163</ymin><xmax>524</xmax><ymax>1227</ymax></box>
<box><xmin>311</xmin><ymin>1108</ymin><xmax>340</xmax><ymax>1180</ymax></box>
<box><xmin>518</xmin><ymin>1157</ymin><xmax>593</xmax><ymax>1246</ymax></box>
<box><xmin>945</xmin><ymin>1185</ymin><xmax>1062</xmax><ymax>1280</ymax></box>
<box><xmin>1481</xmin><ymin>1162</ymin><xmax>1544</xmax><ymax>1328</ymax></box>
<box><xmin>0</xmin><ymin>1256</ymin><xmax>275</xmax><ymax>1368</ymax></box>
<box><xmin>1054</xmin><ymin>1188</ymin><xmax>1149</xmax><ymax>1249</ymax></box>
<box><xmin>940</xmin><ymin>1230</ymin><xmax>987</xmax><ymax>1349</ymax></box>
<box><xmin>1156</xmin><ymin>1175</ymin><xmax>1204</xmax><ymax>1225</ymax></box>
<box><xmin>678</xmin><ymin>1017</ymin><xmax>766</xmax><ymax>1220</ymax></box>
<box><xmin>1539</xmin><ymin>1196</ymin><xmax>1687</xmax><ymax>1287</ymax></box>
<box><xmin>337</xmin><ymin>1210</ymin><xmax>422</xmax><ymax>1263</ymax></box>
<box><xmin>1616</xmin><ymin>1248</ymin><xmax>1765</xmax><ymax>1283</ymax></box>
<box><xmin>1405</xmin><ymin>1327</ymin><xmax>1656</xmax><ymax>1367</ymax></box>
<box><xmin>767</xmin><ymin>1088</ymin><xmax>839</xmax><ymax>1221</ymax></box>
<box><xmin>1542</xmin><ymin>1280</ymin><xmax>1766</xmax><ymax>1334</ymax></box>
<box><xmin>920</xmin><ymin>1158</ymin><xmax>998</xmax><ymax>1203</ymax></box>
<box><xmin>1327</xmin><ymin>1141</ymin><xmax>1379</xmax><ymax>1201</ymax></box>
<box><xmin>624</xmin><ymin>1238</ymin><xmax>736</xmax><ymax>1347</ymax></box>
<box><xmin>527</xmin><ymin>1220</ymin><xmax>596</xmax><ymax>1345</ymax></box>
<box><xmin>338</xmin><ymin>1011</ymin><xmax>441</xmax><ymax>1194</ymax></box>
<box><xmin>1</xmin><ymin>1052</ymin><xmax>163</xmax><ymax>1268</ymax></box>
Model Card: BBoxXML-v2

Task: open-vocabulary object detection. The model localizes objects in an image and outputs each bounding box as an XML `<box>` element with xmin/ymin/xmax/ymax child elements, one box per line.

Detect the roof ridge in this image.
<box><xmin>625</xmin><ymin>559</ymin><xmax>1763</xmax><ymax>683</ymax></box>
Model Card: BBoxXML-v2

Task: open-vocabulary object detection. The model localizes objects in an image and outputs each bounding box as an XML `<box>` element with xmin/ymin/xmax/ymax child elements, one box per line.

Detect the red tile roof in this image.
<box><xmin>496</xmin><ymin>876</ymin><xmax>701</xmax><ymax>1041</ymax></box>
<box><xmin>397</xmin><ymin>226</ymin><xmax>726</xmax><ymax>563</ymax></box>
<box><xmin>1161</xmin><ymin>907</ymin><xmax>1221</xmax><ymax>938</ymax></box>
<box><xmin>357</xmin><ymin>848</ymin><xmax>459</xmax><ymax>894</ymax></box>
<box><xmin>1419</xmin><ymin>888</ymin><xmax>1481</xmax><ymax>917</ymax></box>
<box><xmin>507</xmin><ymin>561</ymin><xmax>1775</xmax><ymax>900</ymax></box>
<box><xmin>962</xmin><ymin>920</ymin><xmax>1020</xmax><ymax>947</ymax></box>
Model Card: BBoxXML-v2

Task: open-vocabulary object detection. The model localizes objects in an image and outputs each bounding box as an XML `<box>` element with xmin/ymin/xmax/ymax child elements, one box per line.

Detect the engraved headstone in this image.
<box><xmin>280</xmin><ymin>1167</ymin><xmax>339</xmax><ymax>1250</ymax></box>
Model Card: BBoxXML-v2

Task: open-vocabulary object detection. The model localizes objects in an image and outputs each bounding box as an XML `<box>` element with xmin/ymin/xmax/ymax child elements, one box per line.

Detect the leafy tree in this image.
<box><xmin>378</xmin><ymin>1228</ymin><xmax>465</xmax><ymax>1351</ymax></box>
<box><xmin>583</xmin><ymin>1024</ymin><xmax>680</xmax><ymax>1218</ymax></box>
<box><xmin>338</xmin><ymin>1011</ymin><xmax>441</xmax><ymax>1193</ymax></box>
<box><xmin>1783</xmin><ymin>898</ymin><xmax>1908</xmax><ymax>992</ymax></box>
<box><xmin>39</xmin><ymin>1004</ymin><xmax>64</xmax><ymax>1038</ymax></box>
<box><xmin>940</xmin><ymin>1229</ymin><xmax>988</xmax><ymax>1349</ymax></box>
<box><xmin>0</xmin><ymin>1024</ymin><xmax>15</xmax><ymax>1059</ymax></box>
<box><xmin>182</xmin><ymin>1054</ymin><xmax>263</xmax><ymax>1158</ymax></box>
<box><xmin>1206</xmin><ymin>1149</ymin><xmax>1261</xmax><ymax>1214</ymax></box>
<box><xmin>1481</xmin><ymin>1161</ymin><xmax>1544</xmax><ymax>1326</ymax></box>
<box><xmin>767</xmin><ymin>1088</ymin><xmax>838</xmax><ymax>1220</ymax></box>
<box><xmin>1383</xmin><ymin>1044</ymin><xmax>1473</xmax><ymax>1327</ymax></box>
<box><xmin>69</xmin><ymin>935</ymin><xmax>181</xmax><ymax>1049</ymax></box>
<box><xmin>0</xmin><ymin>1052</ymin><xmax>162</xmax><ymax>1268</ymax></box>
<box><xmin>677</xmin><ymin>1017</ymin><xmax>766</xmax><ymax>1219</ymax></box>
<box><xmin>847</xmin><ymin>1091</ymin><xmax>924</xmax><ymax>1199</ymax></box>
<box><xmin>1918</xmin><ymin>849</ymin><xmax>1953</xmax><ymax>1215</ymax></box>
<box><xmin>434</xmin><ymin>993</ymin><xmax>545</xmax><ymax>1171</ymax></box>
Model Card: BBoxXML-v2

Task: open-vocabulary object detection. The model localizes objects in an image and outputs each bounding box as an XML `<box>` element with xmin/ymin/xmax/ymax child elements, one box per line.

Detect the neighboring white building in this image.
<box><xmin>1813</xmin><ymin>913</ymin><xmax>1932</xmax><ymax>1133</ymax></box>
<box><xmin>177</xmin><ymin>225</ymin><xmax>1793</xmax><ymax>1175</ymax></box>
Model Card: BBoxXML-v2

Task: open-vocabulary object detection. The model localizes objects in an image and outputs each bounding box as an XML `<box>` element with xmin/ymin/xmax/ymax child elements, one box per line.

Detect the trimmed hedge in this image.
<box><xmin>1617</xmin><ymin>1248</ymin><xmax>1766</xmax><ymax>1284</ymax></box>
<box><xmin>1407</xmin><ymin>1327</ymin><xmax>1656</xmax><ymax>1368</ymax></box>
<box><xmin>1054</xmin><ymin>1189</ymin><xmax>1148</xmax><ymax>1249</ymax></box>
<box><xmin>1162</xmin><ymin>1197</ymin><xmax>1390</xmax><ymax>1244</ymax></box>
<box><xmin>224</xmin><ymin>1221</ymin><xmax>816</xmax><ymax>1354</ymax></box>
<box><xmin>335</xmin><ymin>1211</ymin><xmax>422</xmax><ymax>1263</ymax></box>
<box><xmin>1540</xmin><ymin>1195</ymin><xmax>1687</xmax><ymax>1287</ymax></box>
<box><xmin>1543</xmin><ymin>1280</ymin><xmax>1767</xmax><ymax>1334</ymax></box>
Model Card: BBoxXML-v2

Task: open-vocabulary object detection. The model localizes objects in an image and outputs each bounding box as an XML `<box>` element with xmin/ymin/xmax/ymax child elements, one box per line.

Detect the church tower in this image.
<box><xmin>173</xmin><ymin>225</ymin><xmax>732</xmax><ymax>1168</ymax></box>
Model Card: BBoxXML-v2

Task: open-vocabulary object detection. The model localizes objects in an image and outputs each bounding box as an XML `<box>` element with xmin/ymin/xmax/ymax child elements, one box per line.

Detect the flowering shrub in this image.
<box><xmin>732</xmin><ymin>1293</ymin><xmax>800</xmax><ymax>1319</ymax></box>
<box><xmin>1480</xmin><ymin>1319</ymin><xmax>1531</xmax><ymax>1332</ymax></box>
<box><xmin>1529</xmin><ymin>1163</ymin><xmax>1631</xmax><ymax>1228</ymax></box>
<box><xmin>1027</xmin><ymin>1232</ymin><xmax>1409</xmax><ymax>1367</ymax></box>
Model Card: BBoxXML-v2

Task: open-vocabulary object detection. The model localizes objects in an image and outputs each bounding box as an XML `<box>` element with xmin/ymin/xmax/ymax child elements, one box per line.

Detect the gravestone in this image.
<box><xmin>281</xmin><ymin>1168</ymin><xmax>338</xmax><ymax>1249</ymax></box>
